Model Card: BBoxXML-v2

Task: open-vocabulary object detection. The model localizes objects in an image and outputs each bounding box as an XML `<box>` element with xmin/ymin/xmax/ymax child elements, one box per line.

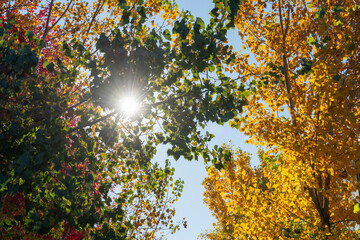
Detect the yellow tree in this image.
<box><xmin>203</xmin><ymin>0</ymin><xmax>360</xmax><ymax>238</ymax></box>
<box><xmin>203</xmin><ymin>147</ymin><xmax>337</xmax><ymax>239</ymax></box>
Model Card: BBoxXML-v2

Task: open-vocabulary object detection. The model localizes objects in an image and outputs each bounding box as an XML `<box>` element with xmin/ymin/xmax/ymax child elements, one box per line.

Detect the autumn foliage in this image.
<box><xmin>202</xmin><ymin>0</ymin><xmax>360</xmax><ymax>239</ymax></box>
<box><xmin>1</xmin><ymin>0</ymin><xmax>243</xmax><ymax>239</ymax></box>
<box><xmin>0</xmin><ymin>1</ymin><xmax>186</xmax><ymax>239</ymax></box>
<box><xmin>3</xmin><ymin>0</ymin><xmax>359</xmax><ymax>239</ymax></box>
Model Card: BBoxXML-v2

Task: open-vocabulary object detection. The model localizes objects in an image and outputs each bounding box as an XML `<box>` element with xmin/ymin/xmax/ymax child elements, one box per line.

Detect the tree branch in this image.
<box><xmin>67</xmin><ymin>110</ymin><xmax>117</xmax><ymax>134</ymax></box>
<box><xmin>42</xmin><ymin>0</ymin><xmax>54</xmax><ymax>40</ymax></box>
<box><xmin>46</xmin><ymin>0</ymin><xmax>74</xmax><ymax>37</ymax></box>
<box><xmin>63</xmin><ymin>94</ymin><xmax>92</xmax><ymax>114</ymax></box>
<box><xmin>83</xmin><ymin>0</ymin><xmax>106</xmax><ymax>44</ymax></box>
<box><xmin>278</xmin><ymin>0</ymin><xmax>296</xmax><ymax>126</ymax></box>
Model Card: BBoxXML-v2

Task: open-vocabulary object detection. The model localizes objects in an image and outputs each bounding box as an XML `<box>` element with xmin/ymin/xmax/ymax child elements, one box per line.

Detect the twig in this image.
<box><xmin>47</xmin><ymin>0</ymin><xmax>74</xmax><ymax>36</ymax></box>
<box><xmin>83</xmin><ymin>0</ymin><xmax>106</xmax><ymax>44</ymax></box>
<box><xmin>42</xmin><ymin>0</ymin><xmax>54</xmax><ymax>40</ymax></box>
<box><xmin>67</xmin><ymin>110</ymin><xmax>117</xmax><ymax>133</ymax></box>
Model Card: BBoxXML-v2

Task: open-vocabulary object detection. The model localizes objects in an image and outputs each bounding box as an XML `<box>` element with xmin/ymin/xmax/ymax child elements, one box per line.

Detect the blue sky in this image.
<box><xmin>164</xmin><ymin>124</ymin><xmax>257</xmax><ymax>240</ymax></box>
<box><xmin>158</xmin><ymin>1</ymin><xmax>259</xmax><ymax>239</ymax></box>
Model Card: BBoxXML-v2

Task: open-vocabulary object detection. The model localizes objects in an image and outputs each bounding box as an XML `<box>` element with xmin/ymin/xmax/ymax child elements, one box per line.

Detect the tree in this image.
<box><xmin>203</xmin><ymin>147</ymin><xmax>329</xmax><ymax>239</ymax></box>
<box><xmin>1</xmin><ymin>0</ymin><xmax>247</xmax><ymax>239</ymax></box>
<box><xmin>198</xmin><ymin>223</ymin><xmax>235</xmax><ymax>240</ymax></box>
<box><xmin>0</xmin><ymin>17</ymin><xmax>143</xmax><ymax>239</ymax></box>
<box><xmin>203</xmin><ymin>0</ymin><xmax>360</xmax><ymax>238</ymax></box>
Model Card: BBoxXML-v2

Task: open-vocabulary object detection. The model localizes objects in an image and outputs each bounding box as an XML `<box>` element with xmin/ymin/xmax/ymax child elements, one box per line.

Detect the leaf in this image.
<box><xmin>349</xmin><ymin>43</ymin><xmax>356</xmax><ymax>51</ymax></box>
<box><xmin>315</xmin><ymin>8</ymin><xmax>326</xmax><ymax>20</ymax></box>
<box><xmin>208</xmin><ymin>65</ymin><xmax>215</xmax><ymax>72</ymax></box>
<box><xmin>210</xmin><ymin>7</ymin><xmax>219</xmax><ymax>18</ymax></box>
<box><xmin>307</xmin><ymin>36</ymin><xmax>316</xmax><ymax>45</ymax></box>
<box><xmin>46</xmin><ymin>62</ymin><xmax>55</xmax><ymax>72</ymax></box>
<box><xmin>96</xmin><ymin>33</ymin><xmax>111</xmax><ymax>52</ymax></box>
<box><xmin>354</xmin><ymin>203</ymin><xmax>360</xmax><ymax>213</ymax></box>
<box><xmin>25</xmin><ymin>31</ymin><xmax>35</xmax><ymax>40</ymax></box>
<box><xmin>241</xmin><ymin>91</ymin><xmax>251</xmax><ymax>97</ymax></box>
<box><xmin>201</xmin><ymin>0</ymin><xmax>360</xmax><ymax>239</ymax></box>
<box><xmin>222</xmin><ymin>111</ymin><xmax>235</xmax><ymax>121</ymax></box>
<box><xmin>163</xmin><ymin>29</ymin><xmax>171</xmax><ymax>41</ymax></box>
<box><xmin>173</xmin><ymin>19</ymin><xmax>189</xmax><ymax>39</ymax></box>
<box><xmin>120</xmin><ymin>9</ymin><xmax>131</xmax><ymax>25</ymax></box>
<box><xmin>334</xmin><ymin>19</ymin><xmax>343</xmax><ymax>26</ymax></box>
<box><xmin>9</xmin><ymin>18</ymin><xmax>16</xmax><ymax>25</ymax></box>
<box><xmin>332</xmin><ymin>74</ymin><xmax>341</xmax><ymax>82</ymax></box>
<box><xmin>1</xmin><ymin>3</ymin><xmax>197</xmax><ymax>239</ymax></box>
<box><xmin>195</xmin><ymin>17</ymin><xmax>205</xmax><ymax>30</ymax></box>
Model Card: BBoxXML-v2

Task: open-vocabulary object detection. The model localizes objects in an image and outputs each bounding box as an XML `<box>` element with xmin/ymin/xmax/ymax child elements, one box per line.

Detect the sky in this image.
<box><xmin>157</xmin><ymin>1</ymin><xmax>259</xmax><ymax>239</ymax></box>
<box><xmin>161</xmin><ymin>124</ymin><xmax>258</xmax><ymax>240</ymax></box>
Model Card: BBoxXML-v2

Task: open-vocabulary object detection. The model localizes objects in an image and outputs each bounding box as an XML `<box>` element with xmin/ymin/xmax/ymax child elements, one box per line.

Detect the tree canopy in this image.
<box><xmin>202</xmin><ymin>0</ymin><xmax>360</xmax><ymax>239</ymax></box>
<box><xmin>2</xmin><ymin>0</ymin><xmax>360</xmax><ymax>239</ymax></box>
<box><xmin>0</xmin><ymin>0</ymin><xmax>245</xmax><ymax>239</ymax></box>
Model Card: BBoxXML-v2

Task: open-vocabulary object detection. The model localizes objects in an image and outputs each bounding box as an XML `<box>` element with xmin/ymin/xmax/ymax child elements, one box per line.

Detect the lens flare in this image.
<box><xmin>119</xmin><ymin>95</ymin><xmax>140</xmax><ymax>116</ymax></box>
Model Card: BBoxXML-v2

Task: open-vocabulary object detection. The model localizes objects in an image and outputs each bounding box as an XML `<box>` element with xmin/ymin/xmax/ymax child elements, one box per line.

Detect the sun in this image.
<box><xmin>119</xmin><ymin>95</ymin><xmax>140</xmax><ymax>117</ymax></box>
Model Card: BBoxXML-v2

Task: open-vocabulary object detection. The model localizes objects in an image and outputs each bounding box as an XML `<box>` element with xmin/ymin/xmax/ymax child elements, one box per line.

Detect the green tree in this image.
<box><xmin>0</xmin><ymin>18</ymin><xmax>131</xmax><ymax>239</ymax></box>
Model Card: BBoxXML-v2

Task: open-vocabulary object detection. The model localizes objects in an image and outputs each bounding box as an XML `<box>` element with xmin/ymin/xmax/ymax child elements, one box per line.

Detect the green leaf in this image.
<box><xmin>226</xmin><ymin>21</ymin><xmax>235</xmax><ymax>29</ymax></box>
<box><xmin>214</xmin><ymin>161</ymin><xmax>223</xmax><ymax>170</ymax></box>
<box><xmin>210</xmin><ymin>7</ymin><xmax>219</xmax><ymax>18</ymax></box>
<box><xmin>163</xmin><ymin>29</ymin><xmax>171</xmax><ymax>41</ymax></box>
<box><xmin>195</xmin><ymin>17</ymin><xmax>205</xmax><ymax>30</ymax></box>
<box><xmin>222</xmin><ymin>88</ymin><xmax>230</xmax><ymax>96</ymax></box>
<box><xmin>222</xmin><ymin>111</ymin><xmax>235</xmax><ymax>121</ymax></box>
<box><xmin>46</xmin><ymin>62</ymin><xmax>55</xmax><ymax>72</ymax></box>
<box><xmin>66</xmin><ymin>208</ymin><xmax>71</xmax><ymax>214</ymax></box>
<box><xmin>18</xmin><ymin>177</ymin><xmax>25</xmax><ymax>185</ymax></box>
<box><xmin>349</xmin><ymin>43</ymin><xmax>356</xmax><ymax>51</ymax></box>
<box><xmin>208</xmin><ymin>65</ymin><xmax>215</xmax><ymax>72</ymax></box>
<box><xmin>120</xmin><ymin>9</ymin><xmax>131</xmax><ymax>25</ymax></box>
<box><xmin>333</xmin><ymin>5</ymin><xmax>343</xmax><ymax>13</ymax></box>
<box><xmin>25</xmin><ymin>31</ymin><xmax>35</xmax><ymax>40</ymax></box>
<box><xmin>334</xmin><ymin>19</ymin><xmax>343</xmax><ymax>26</ymax></box>
<box><xmin>332</xmin><ymin>74</ymin><xmax>341</xmax><ymax>82</ymax></box>
<box><xmin>241</xmin><ymin>91</ymin><xmax>251</xmax><ymax>97</ymax></box>
<box><xmin>173</xmin><ymin>19</ymin><xmax>189</xmax><ymax>39</ymax></box>
<box><xmin>9</xmin><ymin>18</ymin><xmax>16</xmax><ymax>25</ymax></box>
<box><xmin>315</xmin><ymin>8</ymin><xmax>326</xmax><ymax>20</ymax></box>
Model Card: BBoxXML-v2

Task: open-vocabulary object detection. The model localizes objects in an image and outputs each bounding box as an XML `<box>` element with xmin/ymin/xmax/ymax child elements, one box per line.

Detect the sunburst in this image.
<box><xmin>119</xmin><ymin>95</ymin><xmax>140</xmax><ymax>117</ymax></box>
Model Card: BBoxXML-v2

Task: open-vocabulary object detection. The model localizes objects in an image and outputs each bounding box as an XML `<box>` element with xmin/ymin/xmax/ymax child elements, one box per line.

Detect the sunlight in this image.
<box><xmin>119</xmin><ymin>95</ymin><xmax>140</xmax><ymax>117</ymax></box>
